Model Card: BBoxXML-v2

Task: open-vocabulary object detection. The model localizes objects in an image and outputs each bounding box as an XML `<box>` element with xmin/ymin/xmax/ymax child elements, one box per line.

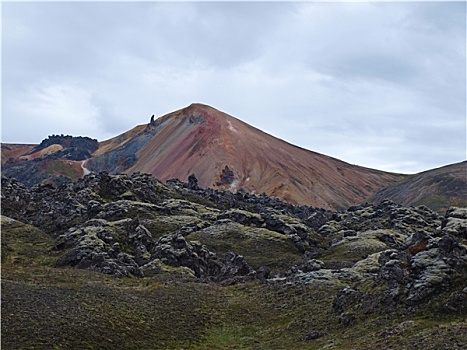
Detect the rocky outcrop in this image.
<box><xmin>152</xmin><ymin>233</ymin><xmax>222</xmax><ymax>278</ymax></box>
<box><xmin>329</xmin><ymin>206</ymin><xmax>467</xmax><ymax>321</ymax></box>
<box><xmin>214</xmin><ymin>165</ymin><xmax>236</xmax><ymax>187</ymax></box>
<box><xmin>55</xmin><ymin>218</ymin><xmax>148</xmax><ymax>277</ymax></box>
<box><xmin>1</xmin><ymin>172</ymin><xmax>176</xmax><ymax>236</ymax></box>
<box><xmin>29</xmin><ymin>135</ymin><xmax>98</xmax><ymax>159</ymax></box>
<box><xmin>442</xmin><ymin>207</ymin><xmax>467</xmax><ymax>238</ymax></box>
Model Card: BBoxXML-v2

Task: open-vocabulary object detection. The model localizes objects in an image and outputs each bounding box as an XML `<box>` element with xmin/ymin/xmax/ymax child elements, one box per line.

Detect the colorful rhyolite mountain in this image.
<box><xmin>2</xmin><ymin>103</ymin><xmax>465</xmax><ymax>211</ymax></box>
<box><xmin>87</xmin><ymin>103</ymin><xmax>403</xmax><ymax>209</ymax></box>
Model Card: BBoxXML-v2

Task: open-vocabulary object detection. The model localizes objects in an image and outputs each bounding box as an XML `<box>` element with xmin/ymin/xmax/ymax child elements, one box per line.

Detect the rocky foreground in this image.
<box><xmin>2</xmin><ymin>172</ymin><xmax>467</xmax><ymax>349</ymax></box>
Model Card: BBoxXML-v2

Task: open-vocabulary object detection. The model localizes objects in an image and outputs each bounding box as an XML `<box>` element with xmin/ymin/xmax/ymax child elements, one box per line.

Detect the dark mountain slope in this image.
<box><xmin>369</xmin><ymin>161</ymin><xmax>467</xmax><ymax>213</ymax></box>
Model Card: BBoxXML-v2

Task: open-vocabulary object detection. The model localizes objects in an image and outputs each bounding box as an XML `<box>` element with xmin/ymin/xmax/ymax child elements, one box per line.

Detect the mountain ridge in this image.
<box><xmin>369</xmin><ymin>160</ymin><xmax>467</xmax><ymax>212</ymax></box>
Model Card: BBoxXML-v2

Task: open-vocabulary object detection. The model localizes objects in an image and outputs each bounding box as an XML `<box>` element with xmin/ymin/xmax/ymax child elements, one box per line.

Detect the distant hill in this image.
<box><xmin>369</xmin><ymin>161</ymin><xmax>467</xmax><ymax>213</ymax></box>
<box><xmin>1</xmin><ymin>135</ymin><xmax>97</xmax><ymax>187</ymax></box>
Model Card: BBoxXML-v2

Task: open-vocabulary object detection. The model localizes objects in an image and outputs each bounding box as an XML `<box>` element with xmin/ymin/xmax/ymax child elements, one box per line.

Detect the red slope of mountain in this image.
<box><xmin>98</xmin><ymin>103</ymin><xmax>403</xmax><ymax>209</ymax></box>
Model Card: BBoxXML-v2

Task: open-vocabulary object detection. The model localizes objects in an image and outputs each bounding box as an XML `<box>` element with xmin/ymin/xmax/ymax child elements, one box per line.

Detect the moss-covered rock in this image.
<box><xmin>187</xmin><ymin>221</ymin><xmax>304</xmax><ymax>274</ymax></box>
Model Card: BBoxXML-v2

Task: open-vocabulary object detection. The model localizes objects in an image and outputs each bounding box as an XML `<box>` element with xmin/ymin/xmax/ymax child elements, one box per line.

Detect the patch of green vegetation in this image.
<box><xmin>195</xmin><ymin>324</ymin><xmax>260</xmax><ymax>349</ymax></box>
<box><xmin>142</xmin><ymin>215</ymin><xmax>206</xmax><ymax>239</ymax></box>
<box><xmin>320</xmin><ymin>235</ymin><xmax>387</xmax><ymax>269</ymax></box>
<box><xmin>46</xmin><ymin>160</ymin><xmax>80</xmax><ymax>180</ymax></box>
<box><xmin>414</xmin><ymin>195</ymin><xmax>451</xmax><ymax>214</ymax></box>
<box><xmin>1</xmin><ymin>216</ymin><xmax>56</xmax><ymax>267</ymax></box>
<box><xmin>187</xmin><ymin>222</ymin><xmax>304</xmax><ymax>274</ymax></box>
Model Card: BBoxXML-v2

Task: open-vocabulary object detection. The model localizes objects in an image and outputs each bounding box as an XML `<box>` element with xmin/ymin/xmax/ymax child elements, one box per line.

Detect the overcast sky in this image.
<box><xmin>2</xmin><ymin>1</ymin><xmax>466</xmax><ymax>174</ymax></box>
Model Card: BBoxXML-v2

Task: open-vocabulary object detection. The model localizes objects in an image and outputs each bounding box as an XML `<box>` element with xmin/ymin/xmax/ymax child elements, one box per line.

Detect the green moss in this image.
<box><xmin>195</xmin><ymin>324</ymin><xmax>259</xmax><ymax>349</ymax></box>
<box><xmin>46</xmin><ymin>160</ymin><xmax>80</xmax><ymax>180</ymax></box>
<box><xmin>1</xmin><ymin>216</ymin><xmax>56</xmax><ymax>267</ymax></box>
<box><xmin>2</xmin><ymin>260</ymin><xmax>466</xmax><ymax>350</ymax></box>
<box><xmin>187</xmin><ymin>222</ymin><xmax>304</xmax><ymax>274</ymax></box>
<box><xmin>414</xmin><ymin>195</ymin><xmax>451</xmax><ymax>213</ymax></box>
<box><xmin>320</xmin><ymin>231</ymin><xmax>390</xmax><ymax>269</ymax></box>
<box><xmin>143</xmin><ymin>215</ymin><xmax>206</xmax><ymax>238</ymax></box>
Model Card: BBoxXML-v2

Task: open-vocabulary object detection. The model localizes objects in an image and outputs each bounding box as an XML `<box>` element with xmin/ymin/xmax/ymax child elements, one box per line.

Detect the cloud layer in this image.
<box><xmin>2</xmin><ymin>2</ymin><xmax>466</xmax><ymax>174</ymax></box>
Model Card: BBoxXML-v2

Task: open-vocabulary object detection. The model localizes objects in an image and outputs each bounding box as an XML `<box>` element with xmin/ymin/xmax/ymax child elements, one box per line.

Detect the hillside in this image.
<box><xmin>369</xmin><ymin>161</ymin><xmax>467</xmax><ymax>213</ymax></box>
<box><xmin>1</xmin><ymin>135</ymin><xmax>98</xmax><ymax>187</ymax></box>
<box><xmin>2</xmin><ymin>172</ymin><xmax>467</xmax><ymax>349</ymax></box>
<box><xmin>1</xmin><ymin>143</ymin><xmax>35</xmax><ymax>164</ymax></box>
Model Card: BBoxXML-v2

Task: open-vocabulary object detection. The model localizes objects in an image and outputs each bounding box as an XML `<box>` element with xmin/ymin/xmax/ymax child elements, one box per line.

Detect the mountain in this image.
<box><xmin>88</xmin><ymin>103</ymin><xmax>403</xmax><ymax>210</ymax></box>
<box><xmin>369</xmin><ymin>161</ymin><xmax>467</xmax><ymax>213</ymax></box>
<box><xmin>2</xmin><ymin>103</ymin><xmax>465</xmax><ymax>211</ymax></box>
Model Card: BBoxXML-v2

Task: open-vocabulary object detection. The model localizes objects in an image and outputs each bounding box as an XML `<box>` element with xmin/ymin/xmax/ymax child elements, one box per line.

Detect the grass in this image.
<box><xmin>2</xmin><ymin>268</ymin><xmax>222</xmax><ymax>350</ymax></box>
<box><xmin>1</xmin><ymin>216</ymin><xmax>57</xmax><ymax>267</ymax></box>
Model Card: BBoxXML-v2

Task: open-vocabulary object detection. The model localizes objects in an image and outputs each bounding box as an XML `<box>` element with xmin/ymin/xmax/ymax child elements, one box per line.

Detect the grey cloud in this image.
<box><xmin>401</xmin><ymin>2</ymin><xmax>466</xmax><ymax>34</ymax></box>
<box><xmin>334</xmin><ymin>54</ymin><xmax>417</xmax><ymax>84</ymax></box>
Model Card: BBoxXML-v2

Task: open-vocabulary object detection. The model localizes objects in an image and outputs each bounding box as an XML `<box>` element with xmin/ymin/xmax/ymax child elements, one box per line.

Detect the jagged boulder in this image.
<box><xmin>407</xmin><ymin>234</ymin><xmax>467</xmax><ymax>303</ymax></box>
<box><xmin>187</xmin><ymin>173</ymin><xmax>199</xmax><ymax>190</ymax></box>
<box><xmin>55</xmin><ymin>225</ymin><xmax>143</xmax><ymax>277</ymax></box>
<box><xmin>442</xmin><ymin>207</ymin><xmax>467</xmax><ymax>238</ymax></box>
<box><xmin>153</xmin><ymin>233</ymin><xmax>223</xmax><ymax>278</ymax></box>
<box><xmin>218</xmin><ymin>251</ymin><xmax>255</xmax><ymax>285</ymax></box>
<box><xmin>217</xmin><ymin>208</ymin><xmax>264</xmax><ymax>227</ymax></box>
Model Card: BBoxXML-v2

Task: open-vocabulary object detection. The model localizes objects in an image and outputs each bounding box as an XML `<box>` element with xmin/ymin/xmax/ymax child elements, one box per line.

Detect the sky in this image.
<box><xmin>2</xmin><ymin>1</ymin><xmax>466</xmax><ymax>174</ymax></box>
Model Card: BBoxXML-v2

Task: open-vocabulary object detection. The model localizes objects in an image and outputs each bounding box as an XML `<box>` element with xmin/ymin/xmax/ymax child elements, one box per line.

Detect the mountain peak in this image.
<box><xmin>185</xmin><ymin>102</ymin><xmax>214</xmax><ymax>111</ymax></box>
<box><xmin>166</xmin><ymin>103</ymin><xmax>219</xmax><ymax>117</ymax></box>
<box><xmin>153</xmin><ymin>103</ymin><xmax>227</xmax><ymax>128</ymax></box>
